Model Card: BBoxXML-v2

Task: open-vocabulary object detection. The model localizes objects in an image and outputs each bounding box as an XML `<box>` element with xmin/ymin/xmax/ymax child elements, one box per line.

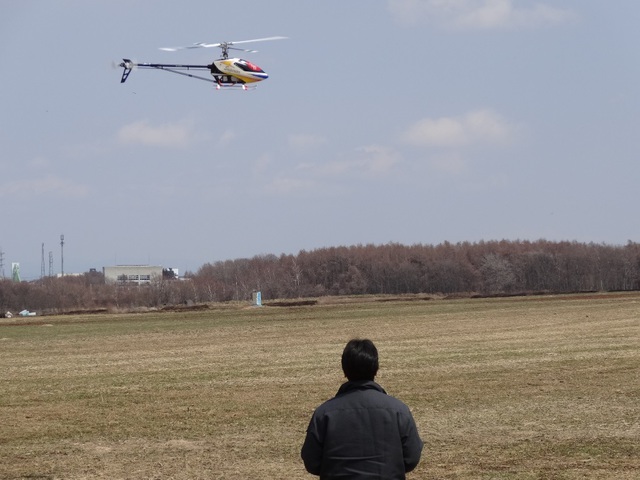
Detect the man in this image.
<box><xmin>301</xmin><ymin>339</ymin><xmax>423</xmax><ymax>479</ymax></box>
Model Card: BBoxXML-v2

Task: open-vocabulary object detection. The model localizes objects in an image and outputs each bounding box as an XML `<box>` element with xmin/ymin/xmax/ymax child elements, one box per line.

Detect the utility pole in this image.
<box><xmin>41</xmin><ymin>243</ymin><xmax>45</xmax><ymax>279</ymax></box>
<box><xmin>0</xmin><ymin>247</ymin><xmax>4</xmax><ymax>279</ymax></box>
<box><xmin>60</xmin><ymin>234</ymin><xmax>64</xmax><ymax>277</ymax></box>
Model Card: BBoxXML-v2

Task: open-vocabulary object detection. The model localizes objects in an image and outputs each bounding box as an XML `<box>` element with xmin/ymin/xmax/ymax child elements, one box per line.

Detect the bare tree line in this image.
<box><xmin>2</xmin><ymin>240</ymin><xmax>639</xmax><ymax>314</ymax></box>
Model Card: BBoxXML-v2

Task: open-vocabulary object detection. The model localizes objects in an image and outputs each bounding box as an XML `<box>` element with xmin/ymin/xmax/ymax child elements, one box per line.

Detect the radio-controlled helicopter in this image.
<box><xmin>119</xmin><ymin>36</ymin><xmax>286</xmax><ymax>90</ymax></box>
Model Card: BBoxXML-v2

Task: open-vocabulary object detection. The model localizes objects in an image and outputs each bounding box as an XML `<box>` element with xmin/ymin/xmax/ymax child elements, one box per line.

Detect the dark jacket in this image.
<box><xmin>301</xmin><ymin>380</ymin><xmax>423</xmax><ymax>479</ymax></box>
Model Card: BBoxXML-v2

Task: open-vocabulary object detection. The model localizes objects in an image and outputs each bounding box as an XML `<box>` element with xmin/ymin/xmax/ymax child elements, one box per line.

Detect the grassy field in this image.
<box><xmin>0</xmin><ymin>293</ymin><xmax>638</xmax><ymax>479</ymax></box>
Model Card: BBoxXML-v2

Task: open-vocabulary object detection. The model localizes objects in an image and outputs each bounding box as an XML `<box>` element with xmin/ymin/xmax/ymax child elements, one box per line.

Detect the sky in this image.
<box><xmin>1</xmin><ymin>0</ymin><xmax>639</xmax><ymax>280</ymax></box>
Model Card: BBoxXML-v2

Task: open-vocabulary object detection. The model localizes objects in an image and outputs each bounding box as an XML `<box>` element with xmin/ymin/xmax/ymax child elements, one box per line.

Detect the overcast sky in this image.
<box><xmin>1</xmin><ymin>1</ymin><xmax>639</xmax><ymax>280</ymax></box>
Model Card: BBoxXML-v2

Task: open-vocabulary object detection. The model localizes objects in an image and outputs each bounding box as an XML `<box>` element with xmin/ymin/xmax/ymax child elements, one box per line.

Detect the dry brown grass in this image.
<box><xmin>1</xmin><ymin>293</ymin><xmax>638</xmax><ymax>479</ymax></box>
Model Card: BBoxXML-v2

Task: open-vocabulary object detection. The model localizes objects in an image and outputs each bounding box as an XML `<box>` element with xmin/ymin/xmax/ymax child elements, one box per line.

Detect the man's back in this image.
<box><xmin>301</xmin><ymin>380</ymin><xmax>423</xmax><ymax>479</ymax></box>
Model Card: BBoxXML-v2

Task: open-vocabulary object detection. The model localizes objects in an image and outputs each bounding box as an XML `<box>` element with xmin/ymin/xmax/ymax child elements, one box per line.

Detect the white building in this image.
<box><xmin>103</xmin><ymin>265</ymin><xmax>163</xmax><ymax>285</ymax></box>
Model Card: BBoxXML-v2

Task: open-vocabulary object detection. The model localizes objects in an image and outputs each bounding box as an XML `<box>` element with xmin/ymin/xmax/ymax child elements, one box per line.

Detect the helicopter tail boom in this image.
<box><xmin>119</xmin><ymin>59</ymin><xmax>212</xmax><ymax>83</ymax></box>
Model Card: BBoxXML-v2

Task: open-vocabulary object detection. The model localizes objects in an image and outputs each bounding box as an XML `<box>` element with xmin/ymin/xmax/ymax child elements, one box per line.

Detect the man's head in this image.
<box><xmin>341</xmin><ymin>338</ymin><xmax>379</xmax><ymax>381</ymax></box>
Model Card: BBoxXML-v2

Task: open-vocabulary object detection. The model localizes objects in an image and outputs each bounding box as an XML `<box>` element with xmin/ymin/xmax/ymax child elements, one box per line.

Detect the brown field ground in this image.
<box><xmin>0</xmin><ymin>293</ymin><xmax>638</xmax><ymax>479</ymax></box>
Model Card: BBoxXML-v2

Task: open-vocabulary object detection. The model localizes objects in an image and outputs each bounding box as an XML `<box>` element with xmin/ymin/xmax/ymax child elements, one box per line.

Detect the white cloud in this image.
<box><xmin>117</xmin><ymin>120</ymin><xmax>195</xmax><ymax>147</ymax></box>
<box><xmin>356</xmin><ymin>145</ymin><xmax>402</xmax><ymax>174</ymax></box>
<box><xmin>218</xmin><ymin>129</ymin><xmax>237</xmax><ymax>147</ymax></box>
<box><xmin>288</xmin><ymin>133</ymin><xmax>327</xmax><ymax>152</ymax></box>
<box><xmin>27</xmin><ymin>156</ymin><xmax>51</xmax><ymax>170</ymax></box>
<box><xmin>402</xmin><ymin>109</ymin><xmax>513</xmax><ymax>148</ymax></box>
<box><xmin>252</xmin><ymin>154</ymin><xmax>273</xmax><ymax>176</ymax></box>
<box><xmin>300</xmin><ymin>145</ymin><xmax>401</xmax><ymax>177</ymax></box>
<box><xmin>263</xmin><ymin>176</ymin><xmax>316</xmax><ymax>195</ymax></box>
<box><xmin>0</xmin><ymin>175</ymin><xmax>88</xmax><ymax>198</ymax></box>
<box><xmin>429</xmin><ymin>152</ymin><xmax>469</xmax><ymax>174</ymax></box>
<box><xmin>388</xmin><ymin>0</ymin><xmax>577</xmax><ymax>29</ymax></box>
<box><xmin>263</xmin><ymin>145</ymin><xmax>401</xmax><ymax>196</ymax></box>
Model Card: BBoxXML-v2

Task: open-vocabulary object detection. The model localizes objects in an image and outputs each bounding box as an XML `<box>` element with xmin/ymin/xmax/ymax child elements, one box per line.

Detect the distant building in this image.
<box><xmin>103</xmin><ymin>265</ymin><xmax>163</xmax><ymax>285</ymax></box>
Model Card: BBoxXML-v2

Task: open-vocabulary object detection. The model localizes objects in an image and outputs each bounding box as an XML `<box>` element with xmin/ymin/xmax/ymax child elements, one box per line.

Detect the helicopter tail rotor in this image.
<box><xmin>119</xmin><ymin>59</ymin><xmax>136</xmax><ymax>83</ymax></box>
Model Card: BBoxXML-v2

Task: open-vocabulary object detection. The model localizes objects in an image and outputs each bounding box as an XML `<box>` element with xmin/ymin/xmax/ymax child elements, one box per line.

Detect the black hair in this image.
<box><xmin>341</xmin><ymin>339</ymin><xmax>379</xmax><ymax>381</ymax></box>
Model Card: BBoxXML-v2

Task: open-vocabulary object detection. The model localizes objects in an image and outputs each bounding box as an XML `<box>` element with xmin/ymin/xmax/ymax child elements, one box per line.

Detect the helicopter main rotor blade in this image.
<box><xmin>159</xmin><ymin>43</ymin><xmax>219</xmax><ymax>52</ymax></box>
<box><xmin>159</xmin><ymin>36</ymin><xmax>287</xmax><ymax>52</ymax></box>
<box><xmin>226</xmin><ymin>36</ymin><xmax>288</xmax><ymax>46</ymax></box>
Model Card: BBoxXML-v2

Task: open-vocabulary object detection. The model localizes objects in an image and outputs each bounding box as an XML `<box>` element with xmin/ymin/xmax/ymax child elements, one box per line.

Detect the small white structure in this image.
<box><xmin>252</xmin><ymin>291</ymin><xmax>262</xmax><ymax>307</ymax></box>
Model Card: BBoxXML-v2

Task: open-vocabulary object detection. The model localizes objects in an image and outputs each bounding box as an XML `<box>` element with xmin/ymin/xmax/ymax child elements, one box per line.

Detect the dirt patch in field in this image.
<box><xmin>264</xmin><ymin>299</ymin><xmax>318</xmax><ymax>307</ymax></box>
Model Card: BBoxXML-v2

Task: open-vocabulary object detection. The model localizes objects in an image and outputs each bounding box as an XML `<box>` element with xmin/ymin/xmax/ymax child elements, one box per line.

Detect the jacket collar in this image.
<box><xmin>336</xmin><ymin>379</ymin><xmax>387</xmax><ymax>396</ymax></box>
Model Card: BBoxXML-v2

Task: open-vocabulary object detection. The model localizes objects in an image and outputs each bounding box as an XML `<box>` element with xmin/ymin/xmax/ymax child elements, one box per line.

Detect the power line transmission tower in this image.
<box><xmin>41</xmin><ymin>243</ymin><xmax>45</xmax><ymax>279</ymax></box>
<box><xmin>49</xmin><ymin>251</ymin><xmax>53</xmax><ymax>277</ymax></box>
<box><xmin>0</xmin><ymin>247</ymin><xmax>4</xmax><ymax>279</ymax></box>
